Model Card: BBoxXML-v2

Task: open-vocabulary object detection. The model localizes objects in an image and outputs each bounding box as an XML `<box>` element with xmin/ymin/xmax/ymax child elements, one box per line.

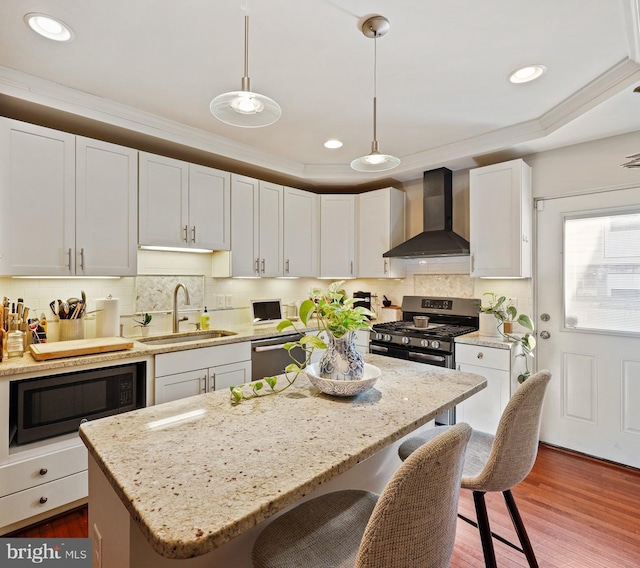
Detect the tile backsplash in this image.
<box><xmin>0</xmin><ymin>251</ymin><xmax>532</xmax><ymax>338</ymax></box>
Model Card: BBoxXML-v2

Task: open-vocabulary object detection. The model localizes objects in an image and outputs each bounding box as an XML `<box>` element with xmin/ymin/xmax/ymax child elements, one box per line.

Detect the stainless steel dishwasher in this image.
<box><xmin>251</xmin><ymin>334</ymin><xmax>305</xmax><ymax>381</ymax></box>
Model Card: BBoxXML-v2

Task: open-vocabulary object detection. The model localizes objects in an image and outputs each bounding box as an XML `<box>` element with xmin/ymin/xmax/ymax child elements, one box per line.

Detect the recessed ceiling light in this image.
<box><xmin>508</xmin><ymin>65</ymin><xmax>546</xmax><ymax>84</ymax></box>
<box><xmin>324</xmin><ymin>139</ymin><xmax>343</xmax><ymax>149</ymax></box>
<box><xmin>24</xmin><ymin>13</ymin><xmax>74</xmax><ymax>42</ymax></box>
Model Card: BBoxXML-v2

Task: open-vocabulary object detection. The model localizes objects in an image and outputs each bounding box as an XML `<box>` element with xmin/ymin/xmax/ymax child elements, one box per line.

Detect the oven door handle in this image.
<box><xmin>254</xmin><ymin>343</ymin><xmax>290</xmax><ymax>352</ymax></box>
<box><xmin>369</xmin><ymin>345</ymin><xmax>389</xmax><ymax>353</ymax></box>
<box><xmin>408</xmin><ymin>352</ymin><xmax>446</xmax><ymax>363</ymax></box>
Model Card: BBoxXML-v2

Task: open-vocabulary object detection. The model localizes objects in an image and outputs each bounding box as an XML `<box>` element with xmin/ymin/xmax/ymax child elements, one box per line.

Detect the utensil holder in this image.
<box><xmin>59</xmin><ymin>319</ymin><xmax>85</xmax><ymax>341</ymax></box>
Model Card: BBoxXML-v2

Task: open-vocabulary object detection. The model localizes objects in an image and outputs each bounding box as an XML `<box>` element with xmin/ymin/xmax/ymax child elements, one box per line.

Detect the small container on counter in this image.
<box><xmin>7</xmin><ymin>330</ymin><xmax>25</xmax><ymax>358</ymax></box>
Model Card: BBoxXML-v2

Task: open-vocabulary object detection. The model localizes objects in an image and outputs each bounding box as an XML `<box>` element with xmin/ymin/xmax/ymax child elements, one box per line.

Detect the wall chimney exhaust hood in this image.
<box><xmin>383</xmin><ymin>168</ymin><xmax>470</xmax><ymax>258</ymax></box>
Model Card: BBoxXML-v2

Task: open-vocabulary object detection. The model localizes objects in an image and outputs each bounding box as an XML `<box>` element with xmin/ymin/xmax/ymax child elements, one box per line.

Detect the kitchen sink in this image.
<box><xmin>138</xmin><ymin>330</ymin><xmax>237</xmax><ymax>345</ymax></box>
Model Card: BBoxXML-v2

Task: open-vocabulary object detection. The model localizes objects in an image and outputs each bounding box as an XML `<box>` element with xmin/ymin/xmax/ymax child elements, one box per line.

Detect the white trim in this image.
<box><xmin>624</xmin><ymin>0</ymin><xmax>640</xmax><ymax>63</ymax></box>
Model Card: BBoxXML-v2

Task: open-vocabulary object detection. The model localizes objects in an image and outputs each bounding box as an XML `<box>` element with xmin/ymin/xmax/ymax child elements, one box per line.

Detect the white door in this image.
<box><xmin>536</xmin><ymin>187</ymin><xmax>640</xmax><ymax>467</ymax></box>
<box><xmin>258</xmin><ymin>181</ymin><xmax>284</xmax><ymax>277</ymax></box>
<box><xmin>76</xmin><ymin>137</ymin><xmax>138</xmax><ymax>276</ymax></box>
<box><xmin>188</xmin><ymin>164</ymin><xmax>230</xmax><ymax>251</ymax></box>
<box><xmin>230</xmin><ymin>174</ymin><xmax>259</xmax><ymax>277</ymax></box>
<box><xmin>284</xmin><ymin>187</ymin><xmax>319</xmax><ymax>277</ymax></box>
<box><xmin>138</xmin><ymin>153</ymin><xmax>189</xmax><ymax>248</ymax></box>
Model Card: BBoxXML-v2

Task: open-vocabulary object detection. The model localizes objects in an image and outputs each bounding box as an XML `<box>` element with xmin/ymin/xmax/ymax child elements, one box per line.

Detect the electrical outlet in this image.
<box><xmin>216</xmin><ymin>295</ymin><xmax>224</xmax><ymax>309</ymax></box>
<box><xmin>225</xmin><ymin>294</ymin><xmax>233</xmax><ymax>308</ymax></box>
<box><xmin>93</xmin><ymin>523</ymin><xmax>103</xmax><ymax>568</ymax></box>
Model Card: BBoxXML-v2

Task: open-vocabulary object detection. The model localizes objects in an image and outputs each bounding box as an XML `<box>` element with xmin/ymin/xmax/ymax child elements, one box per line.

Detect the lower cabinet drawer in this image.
<box><xmin>455</xmin><ymin>343</ymin><xmax>511</xmax><ymax>371</ymax></box>
<box><xmin>0</xmin><ymin>443</ymin><xmax>88</xmax><ymax>496</ymax></box>
<box><xmin>0</xmin><ymin>470</ymin><xmax>88</xmax><ymax>528</ymax></box>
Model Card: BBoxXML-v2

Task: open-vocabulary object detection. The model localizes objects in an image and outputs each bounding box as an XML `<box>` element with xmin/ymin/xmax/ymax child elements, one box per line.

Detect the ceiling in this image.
<box><xmin>1</xmin><ymin>0</ymin><xmax>640</xmax><ymax>187</ymax></box>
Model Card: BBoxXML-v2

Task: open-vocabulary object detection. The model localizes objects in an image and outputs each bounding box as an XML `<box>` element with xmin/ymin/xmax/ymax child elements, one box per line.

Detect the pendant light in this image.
<box><xmin>351</xmin><ymin>15</ymin><xmax>400</xmax><ymax>172</ymax></box>
<box><xmin>210</xmin><ymin>3</ymin><xmax>281</xmax><ymax>128</ymax></box>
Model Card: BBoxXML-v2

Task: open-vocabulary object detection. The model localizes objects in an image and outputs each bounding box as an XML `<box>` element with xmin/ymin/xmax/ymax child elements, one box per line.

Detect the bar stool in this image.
<box><xmin>398</xmin><ymin>370</ymin><xmax>551</xmax><ymax>568</ymax></box>
<box><xmin>252</xmin><ymin>422</ymin><xmax>472</xmax><ymax>568</ymax></box>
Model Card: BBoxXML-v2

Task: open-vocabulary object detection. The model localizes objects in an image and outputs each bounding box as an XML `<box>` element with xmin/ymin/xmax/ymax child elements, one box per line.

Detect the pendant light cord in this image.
<box><xmin>241</xmin><ymin>0</ymin><xmax>250</xmax><ymax>90</ymax></box>
<box><xmin>372</xmin><ymin>33</ymin><xmax>378</xmax><ymax>145</ymax></box>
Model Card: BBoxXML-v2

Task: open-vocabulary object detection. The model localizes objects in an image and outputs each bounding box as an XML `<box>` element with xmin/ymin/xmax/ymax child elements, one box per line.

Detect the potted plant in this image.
<box><xmin>230</xmin><ymin>281</ymin><xmax>374</xmax><ymax>403</ymax></box>
<box><xmin>133</xmin><ymin>312</ymin><xmax>152</xmax><ymax>337</ymax></box>
<box><xmin>476</xmin><ymin>292</ymin><xmax>536</xmax><ymax>383</ymax></box>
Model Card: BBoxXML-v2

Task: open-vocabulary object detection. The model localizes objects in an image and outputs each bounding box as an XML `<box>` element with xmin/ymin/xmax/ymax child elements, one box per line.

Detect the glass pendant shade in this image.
<box><xmin>210</xmin><ymin>12</ymin><xmax>280</xmax><ymax>128</ymax></box>
<box><xmin>210</xmin><ymin>89</ymin><xmax>281</xmax><ymax>128</ymax></box>
<box><xmin>351</xmin><ymin>141</ymin><xmax>401</xmax><ymax>172</ymax></box>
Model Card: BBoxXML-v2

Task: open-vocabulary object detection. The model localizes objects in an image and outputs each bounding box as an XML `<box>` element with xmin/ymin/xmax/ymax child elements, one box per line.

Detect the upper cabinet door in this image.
<box><xmin>76</xmin><ymin>137</ymin><xmax>138</xmax><ymax>276</ymax></box>
<box><xmin>0</xmin><ymin>119</ymin><xmax>75</xmax><ymax>276</ymax></box>
<box><xmin>320</xmin><ymin>194</ymin><xmax>356</xmax><ymax>278</ymax></box>
<box><xmin>230</xmin><ymin>174</ymin><xmax>260</xmax><ymax>277</ymax></box>
<box><xmin>138</xmin><ymin>152</ymin><xmax>189</xmax><ymax>248</ymax></box>
<box><xmin>357</xmin><ymin>187</ymin><xmax>406</xmax><ymax>278</ymax></box>
<box><xmin>469</xmin><ymin>159</ymin><xmax>532</xmax><ymax>278</ymax></box>
<box><xmin>284</xmin><ymin>187</ymin><xmax>319</xmax><ymax>277</ymax></box>
<box><xmin>258</xmin><ymin>181</ymin><xmax>284</xmax><ymax>277</ymax></box>
<box><xmin>188</xmin><ymin>164</ymin><xmax>231</xmax><ymax>251</ymax></box>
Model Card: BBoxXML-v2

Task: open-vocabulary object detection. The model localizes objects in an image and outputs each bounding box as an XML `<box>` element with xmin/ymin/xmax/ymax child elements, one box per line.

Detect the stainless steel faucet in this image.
<box><xmin>172</xmin><ymin>283</ymin><xmax>191</xmax><ymax>332</ymax></box>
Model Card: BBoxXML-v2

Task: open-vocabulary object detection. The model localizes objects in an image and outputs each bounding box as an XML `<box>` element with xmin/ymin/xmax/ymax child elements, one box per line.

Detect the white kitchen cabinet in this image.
<box><xmin>138</xmin><ymin>152</ymin><xmax>230</xmax><ymax>251</ymax></box>
<box><xmin>455</xmin><ymin>342</ymin><xmax>517</xmax><ymax>435</ymax></box>
<box><xmin>214</xmin><ymin>175</ymin><xmax>283</xmax><ymax>277</ymax></box>
<box><xmin>154</xmin><ymin>342</ymin><xmax>251</xmax><ymax>404</ymax></box>
<box><xmin>320</xmin><ymin>194</ymin><xmax>356</xmax><ymax>278</ymax></box>
<box><xmin>469</xmin><ymin>158</ymin><xmax>532</xmax><ymax>278</ymax></box>
<box><xmin>0</xmin><ymin>119</ymin><xmax>137</xmax><ymax>276</ymax></box>
<box><xmin>357</xmin><ymin>187</ymin><xmax>406</xmax><ymax>278</ymax></box>
<box><xmin>283</xmin><ymin>187</ymin><xmax>319</xmax><ymax>277</ymax></box>
<box><xmin>0</xmin><ymin>443</ymin><xmax>88</xmax><ymax>534</ymax></box>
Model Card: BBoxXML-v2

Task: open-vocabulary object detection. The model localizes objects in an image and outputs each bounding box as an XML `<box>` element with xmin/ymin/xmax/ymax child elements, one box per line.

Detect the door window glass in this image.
<box><xmin>564</xmin><ymin>211</ymin><xmax>640</xmax><ymax>333</ymax></box>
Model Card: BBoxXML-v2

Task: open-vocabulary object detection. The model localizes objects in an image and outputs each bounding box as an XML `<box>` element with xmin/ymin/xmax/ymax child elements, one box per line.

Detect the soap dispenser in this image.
<box><xmin>201</xmin><ymin>307</ymin><xmax>210</xmax><ymax>330</ymax></box>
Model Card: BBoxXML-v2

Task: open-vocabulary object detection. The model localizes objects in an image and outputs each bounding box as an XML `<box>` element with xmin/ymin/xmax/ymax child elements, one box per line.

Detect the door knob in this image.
<box><xmin>540</xmin><ymin>331</ymin><xmax>550</xmax><ymax>339</ymax></box>
<box><xmin>541</xmin><ymin>313</ymin><xmax>550</xmax><ymax>322</ymax></box>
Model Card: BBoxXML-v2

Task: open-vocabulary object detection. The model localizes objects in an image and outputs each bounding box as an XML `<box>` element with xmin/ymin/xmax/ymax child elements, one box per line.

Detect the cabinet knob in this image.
<box><xmin>39</xmin><ymin>468</ymin><xmax>48</xmax><ymax>476</ymax></box>
<box><xmin>39</xmin><ymin>496</ymin><xmax>48</xmax><ymax>504</ymax></box>
<box><xmin>476</xmin><ymin>352</ymin><xmax>484</xmax><ymax>359</ymax></box>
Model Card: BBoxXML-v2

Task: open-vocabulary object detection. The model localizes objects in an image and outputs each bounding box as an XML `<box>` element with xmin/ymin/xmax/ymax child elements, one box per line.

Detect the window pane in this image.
<box><xmin>564</xmin><ymin>211</ymin><xmax>640</xmax><ymax>333</ymax></box>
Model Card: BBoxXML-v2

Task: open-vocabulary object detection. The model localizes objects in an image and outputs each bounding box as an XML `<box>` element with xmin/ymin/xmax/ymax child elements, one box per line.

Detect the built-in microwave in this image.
<box><xmin>9</xmin><ymin>362</ymin><xmax>146</xmax><ymax>446</ymax></box>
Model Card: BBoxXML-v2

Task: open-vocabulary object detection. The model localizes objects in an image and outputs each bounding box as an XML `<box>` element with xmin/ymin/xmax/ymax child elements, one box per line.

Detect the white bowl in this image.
<box><xmin>305</xmin><ymin>363</ymin><xmax>381</xmax><ymax>397</ymax></box>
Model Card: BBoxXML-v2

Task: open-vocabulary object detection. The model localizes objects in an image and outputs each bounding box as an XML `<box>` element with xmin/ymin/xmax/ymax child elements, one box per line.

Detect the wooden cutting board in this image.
<box><xmin>29</xmin><ymin>337</ymin><xmax>134</xmax><ymax>361</ymax></box>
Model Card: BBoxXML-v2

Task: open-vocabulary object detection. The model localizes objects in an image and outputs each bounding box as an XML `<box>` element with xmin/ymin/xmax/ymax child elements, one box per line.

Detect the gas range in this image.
<box><xmin>370</xmin><ymin>296</ymin><xmax>479</xmax><ymax>364</ymax></box>
<box><xmin>370</xmin><ymin>296</ymin><xmax>479</xmax><ymax>426</ymax></box>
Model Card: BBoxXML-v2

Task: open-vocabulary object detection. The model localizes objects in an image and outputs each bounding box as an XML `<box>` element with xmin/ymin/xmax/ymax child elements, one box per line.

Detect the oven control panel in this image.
<box><xmin>421</xmin><ymin>299</ymin><xmax>452</xmax><ymax>310</ymax></box>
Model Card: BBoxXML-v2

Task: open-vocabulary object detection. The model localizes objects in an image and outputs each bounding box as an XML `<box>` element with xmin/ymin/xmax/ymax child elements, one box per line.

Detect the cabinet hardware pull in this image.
<box><xmin>285</xmin><ymin>259</ymin><xmax>290</xmax><ymax>274</ymax></box>
<box><xmin>192</xmin><ymin>226</ymin><xmax>196</xmax><ymax>243</ymax></box>
<box><xmin>477</xmin><ymin>352</ymin><xmax>484</xmax><ymax>359</ymax></box>
<box><xmin>39</xmin><ymin>468</ymin><xmax>48</xmax><ymax>476</ymax></box>
<box><xmin>201</xmin><ymin>376</ymin><xmax>207</xmax><ymax>393</ymax></box>
<box><xmin>384</xmin><ymin>259</ymin><xmax>388</xmax><ymax>274</ymax></box>
<box><xmin>261</xmin><ymin>259</ymin><xmax>265</xmax><ymax>273</ymax></box>
<box><xmin>68</xmin><ymin>248</ymin><xmax>72</xmax><ymax>271</ymax></box>
<box><xmin>350</xmin><ymin>261</ymin><xmax>354</xmax><ymax>275</ymax></box>
<box><xmin>39</xmin><ymin>496</ymin><xmax>48</xmax><ymax>504</ymax></box>
<box><xmin>80</xmin><ymin>248</ymin><xmax>85</xmax><ymax>271</ymax></box>
<box><xmin>255</xmin><ymin>258</ymin><xmax>260</xmax><ymax>273</ymax></box>
<box><xmin>183</xmin><ymin>225</ymin><xmax>189</xmax><ymax>242</ymax></box>
<box><xmin>471</xmin><ymin>254</ymin><xmax>475</xmax><ymax>272</ymax></box>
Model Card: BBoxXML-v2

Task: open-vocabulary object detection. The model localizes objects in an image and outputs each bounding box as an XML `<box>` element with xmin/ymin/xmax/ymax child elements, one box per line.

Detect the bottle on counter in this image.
<box><xmin>201</xmin><ymin>307</ymin><xmax>210</xmax><ymax>330</ymax></box>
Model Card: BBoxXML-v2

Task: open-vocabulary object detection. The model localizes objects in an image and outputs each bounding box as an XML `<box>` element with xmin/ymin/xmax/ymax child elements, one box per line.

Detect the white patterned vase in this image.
<box><xmin>318</xmin><ymin>331</ymin><xmax>365</xmax><ymax>381</ymax></box>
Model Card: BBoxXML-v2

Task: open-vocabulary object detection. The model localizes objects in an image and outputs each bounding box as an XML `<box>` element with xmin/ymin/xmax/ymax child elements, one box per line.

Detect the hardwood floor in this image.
<box><xmin>8</xmin><ymin>444</ymin><xmax>640</xmax><ymax>567</ymax></box>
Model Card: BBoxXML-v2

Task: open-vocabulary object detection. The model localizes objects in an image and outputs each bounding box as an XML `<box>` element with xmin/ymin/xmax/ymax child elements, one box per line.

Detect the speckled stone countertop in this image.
<box><xmin>79</xmin><ymin>353</ymin><xmax>486</xmax><ymax>560</ymax></box>
<box><xmin>455</xmin><ymin>331</ymin><xmax>516</xmax><ymax>350</ymax></box>
<box><xmin>0</xmin><ymin>323</ymin><xmax>315</xmax><ymax>378</ymax></box>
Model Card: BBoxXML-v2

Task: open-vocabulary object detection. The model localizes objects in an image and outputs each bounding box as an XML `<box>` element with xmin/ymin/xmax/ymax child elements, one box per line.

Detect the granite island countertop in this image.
<box><xmin>455</xmin><ymin>331</ymin><xmax>517</xmax><ymax>350</ymax></box>
<box><xmin>79</xmin><ymin>353</ymin><xmax>486</xmax><ymax>560</ymax></box>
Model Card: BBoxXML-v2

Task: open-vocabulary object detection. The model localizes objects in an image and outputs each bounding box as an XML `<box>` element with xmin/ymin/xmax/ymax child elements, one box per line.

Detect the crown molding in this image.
<box><xmin>1</xmin><ymin>55</ymin><xmax>638</xmax><ymax>186</ymax></box>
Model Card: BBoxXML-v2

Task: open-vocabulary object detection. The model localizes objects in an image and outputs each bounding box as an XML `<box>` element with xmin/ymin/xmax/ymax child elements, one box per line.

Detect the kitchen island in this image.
<box><xmin>79</xmin><ymin>354</ymin><xmax>486</xmax><ymax>568</ymax></box>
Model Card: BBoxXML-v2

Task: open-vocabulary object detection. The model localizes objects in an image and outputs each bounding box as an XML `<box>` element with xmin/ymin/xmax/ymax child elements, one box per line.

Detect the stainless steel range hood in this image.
<box><xmin>383</xmin><ymin>167</ymin><xmax>470</xmax><ymax>258</ymax></box>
